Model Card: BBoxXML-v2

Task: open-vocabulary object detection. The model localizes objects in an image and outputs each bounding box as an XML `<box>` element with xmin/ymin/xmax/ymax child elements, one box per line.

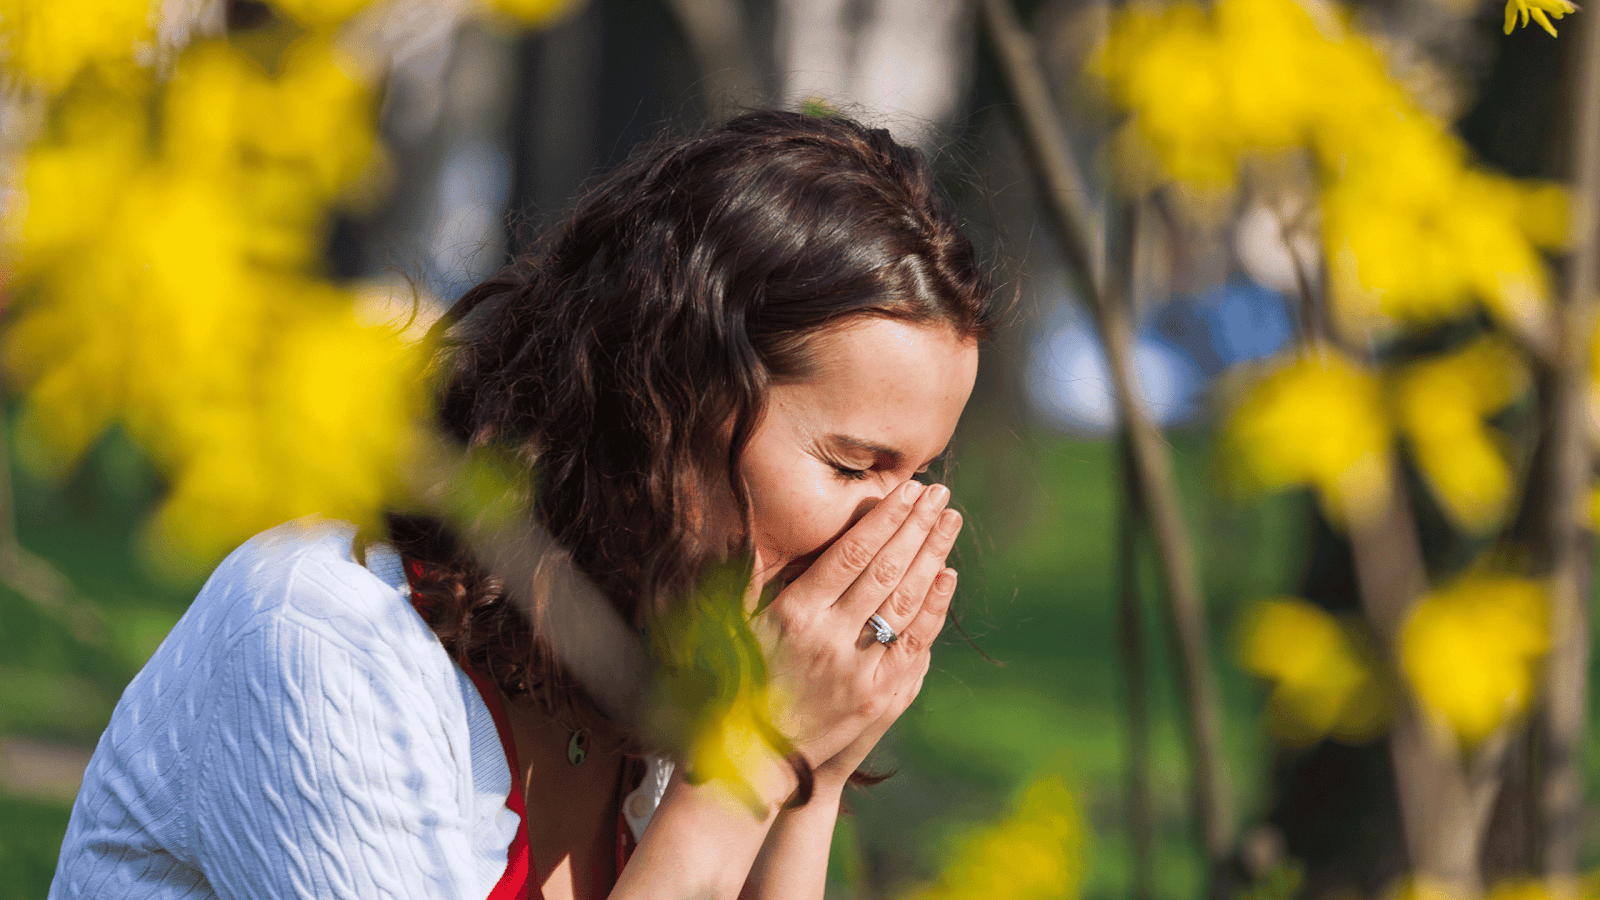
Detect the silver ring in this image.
<box><xmin>867</xmin><ymin>613</ymin><xmax>898</xmax><ymax>645</ymax></box>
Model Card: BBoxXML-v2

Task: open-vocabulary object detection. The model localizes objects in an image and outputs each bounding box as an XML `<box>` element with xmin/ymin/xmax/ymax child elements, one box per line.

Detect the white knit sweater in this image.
<box><xmin>50</xmin><ymin>520</ymin><xmax>670</xmax><ymax>899</ymax></box>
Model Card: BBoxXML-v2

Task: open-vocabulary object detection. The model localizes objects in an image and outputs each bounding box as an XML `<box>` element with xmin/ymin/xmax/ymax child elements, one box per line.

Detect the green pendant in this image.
<box><xmin>567</xmin><ymin>729</ymin><xmax>587</xmax><ymax>766</ymax></box>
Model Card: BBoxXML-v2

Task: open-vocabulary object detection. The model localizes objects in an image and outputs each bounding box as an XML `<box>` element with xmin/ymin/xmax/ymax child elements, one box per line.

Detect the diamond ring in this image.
<box><xmin>866</xmin><ymin>613</ymin><xmax>898</xmax><ymax>645</ymax></box>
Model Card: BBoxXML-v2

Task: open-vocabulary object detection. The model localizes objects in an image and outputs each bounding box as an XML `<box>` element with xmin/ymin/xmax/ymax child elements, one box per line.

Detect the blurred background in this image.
<box><xmin>1</xmin><ymin>0</ymin><xmax>1595</xmax><ymax>898</ymax></box>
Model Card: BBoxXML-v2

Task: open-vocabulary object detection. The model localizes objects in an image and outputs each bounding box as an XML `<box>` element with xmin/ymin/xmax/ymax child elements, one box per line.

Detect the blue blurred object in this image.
<box><xmin>1150</xmin><ymin>280</ymin><xmax>1295</xmax><ymax>375</ymax></box>
<box><xmin>1025</xmin><ymin>280</ymin><xmax>1292</xmax><ymax>434</ymax></box>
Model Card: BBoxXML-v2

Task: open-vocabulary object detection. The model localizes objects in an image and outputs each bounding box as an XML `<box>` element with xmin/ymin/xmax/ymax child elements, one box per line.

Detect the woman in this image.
<box><xmin>51</xmin><ymin>109</ymin><xmax>995</xmax><ymax>900</ymax></box>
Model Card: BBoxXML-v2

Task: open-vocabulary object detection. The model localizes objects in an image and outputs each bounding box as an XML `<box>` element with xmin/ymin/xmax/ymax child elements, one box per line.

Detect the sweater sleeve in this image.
<box><xmin>189</xmin><ymin>609</ymin><xmax>493</xmax><ymax>899</ymax></box>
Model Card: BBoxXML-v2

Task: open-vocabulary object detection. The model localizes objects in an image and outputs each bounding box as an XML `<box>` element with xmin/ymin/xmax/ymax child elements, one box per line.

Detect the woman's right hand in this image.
<box><xmin>747</xmin><ymin>479</ymin><xmax>959</xmax><ymax>777</ymax></box>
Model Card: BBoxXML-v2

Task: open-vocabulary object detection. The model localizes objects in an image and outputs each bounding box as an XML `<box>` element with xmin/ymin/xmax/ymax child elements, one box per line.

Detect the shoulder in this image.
<box><xmin>58</xmin><ymin>520</ymin><xmax>502</xmax><ymax>898</ymax></box>
<box><xmin>192</xmin><ymin>518</ymin><xmax>421</xmax><ymax>658</ymax></box>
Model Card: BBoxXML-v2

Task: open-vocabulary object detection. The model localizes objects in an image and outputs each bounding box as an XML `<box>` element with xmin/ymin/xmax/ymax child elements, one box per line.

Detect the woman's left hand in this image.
<box><xmin>811</xmin><ymin>511</ymin><xmax>961</xmax><ymax>790</ymax></box>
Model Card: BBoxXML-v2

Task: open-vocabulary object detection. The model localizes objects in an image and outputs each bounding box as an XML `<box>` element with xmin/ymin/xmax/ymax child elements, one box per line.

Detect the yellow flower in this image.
<box><xmin>1239</xmin><ymin>598</ymin><xmax>1388</xmax><ymax>745</ymax></box>
<box><xmin>1392</xmin><ymin>338</ymin><xmax>1528</xmax><ymax>532</ymax></box>
<box><xmin>644</xmin><ymin>563</ymin><xmax>784</xmax><ymax>814</ymax></box>
<box><xmin>4</xmin><ymin>35</ymin><xmax>420</xmax><ymax>568</ymax></box>
<box><xmin>0</xmin><ymin>0</ymin><xmax>156</xmax><ymax>93</ymax></box>
<box><xmin>1321</xmin><ymin>119</ymin><xmax>1565</xmax><ymax>334</ymax></box>
<box><xmin>1400</xmin><ymin>575</ymin><xmax>1547</xmax><ymax>746</ymax></box>
<box><xmin>1504</xmin><ymin>0</ymin><xmax>1577</xmax><ymax>35</ymax></box>
<box><xmin>1223</xmin><ymin>349</ymin><xmax>1392</xmax><ymax>524</ymax></box>
<box><xmin>906</xmin><ymin>770</ymin><xmax>1086</xmax><ymax>900</ymax></box>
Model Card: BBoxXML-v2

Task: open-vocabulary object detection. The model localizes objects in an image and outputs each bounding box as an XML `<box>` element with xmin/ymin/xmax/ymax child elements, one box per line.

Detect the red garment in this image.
<box><xmin>407</xmin><ymin>565</ymin><xmax>634</xmax><ymax>900</ymax></box>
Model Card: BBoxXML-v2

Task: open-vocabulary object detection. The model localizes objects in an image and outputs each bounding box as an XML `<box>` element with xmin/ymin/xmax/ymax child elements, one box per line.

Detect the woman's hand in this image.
<box><xmin>747</xmin><ymin>480</ymin><xmax>962</xmax><ymax>782</ymax></box>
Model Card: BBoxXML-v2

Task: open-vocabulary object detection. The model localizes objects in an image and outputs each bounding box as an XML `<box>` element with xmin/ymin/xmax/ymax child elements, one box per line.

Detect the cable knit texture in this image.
<box><xmin>49</xmin><ymin>519</ymin><xmax>670</xmax><ymax>899</ymax></box>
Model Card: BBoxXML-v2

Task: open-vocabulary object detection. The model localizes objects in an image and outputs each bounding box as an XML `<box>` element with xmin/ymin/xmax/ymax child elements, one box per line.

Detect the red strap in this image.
<box><xmin>407</xmin><ymin>564</ymin><xmax>634</xmax><ymax>900</ymax></box>
<box><xmin>461</xmin><ymin>663</ymin><xmax>536</xmax><ymax>900</ymax></box>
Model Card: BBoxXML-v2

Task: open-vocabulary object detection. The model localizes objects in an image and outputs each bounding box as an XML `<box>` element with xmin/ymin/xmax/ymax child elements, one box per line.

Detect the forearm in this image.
<box><xmin>610</xmin><ymin>757</ymin><xmax>800</xmax><ymax>900</ymax></box>
<box><xmin>738</xmin><ymin>779</ymin><xmax>844</xmax><ymax>900</ymax></box>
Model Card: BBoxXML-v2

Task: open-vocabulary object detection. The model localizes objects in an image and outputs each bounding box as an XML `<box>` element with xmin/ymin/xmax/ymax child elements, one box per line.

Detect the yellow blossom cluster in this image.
<box><xmin>1239</xmin><ymin>598</ymin><xmax>1388</xmax><ymax>745</ymax></box>
<box><xmin>2</xmin><ymin>0</ymin><xmax>583</xmax><ymax>565</ymax></box>
<box><xmin>1392</xmin><ymin>338</ymin><xmax>1527</xmax><ymax>531</ymax></box>
<box><xmin>3</xmin><ymin>38</ymin><xmax>429</xmax><ymax>565</ymax></box>
<box><xmin>906</xmin><ymin>770</ymin><xmax>1086</xmax><ymax>900</ymax></box>
<box><xmin>0</xmin><ymin>0</ymin><xmax>157</xmax><ymax>94</ymax></box>
<box><xmin>644</xmin><ymin>563</ymin><xmax>787</xmax><ymax>814</ymax></box>
<box><xmin>0</xmin><ymin>0</ymin><xmax>578</xmax><ymax>96</ymax></box>
<box><xmin>1400</xmin><ymin>575</ymin><xmax>1547</xmax><ymax>745</ymax></box>
<box><xmin>1096</xmin><ymin>0</ymin><xmax>1568</xmax><ymax>335</ymax></box>
<box><xmin>1504</xmin><ymin>0</ymin><xmax>1579</xmax><ymax>35</ymax></box>
<box><xmin>1222</xmin><ymin>349</ymin><xmax>1392</xmax><ymax>523</ymax></box>
<box><xmin>1224</xmin><ymin>342</ymin><xmax>1529</xmax><ymax>533</ymax></box>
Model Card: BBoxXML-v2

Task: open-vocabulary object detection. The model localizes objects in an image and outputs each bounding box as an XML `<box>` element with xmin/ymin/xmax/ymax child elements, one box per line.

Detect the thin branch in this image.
<box><xmin>1537</xmin><ymin>0</ymin><xmax>1600</xmax><ymax>879</ymax></box>
<box><xmin>1345</xmin><ymin>466</ymin><xmax>1506</xmax><ymax>894</ymax></box>
<box><xmin>1117</xmin><ymin>432</ymin><xmax>1156</xmax><ymax>900</ymax></box>
<box><xmin>978</xmin><ymin>0</ymin><xmax>1236</xmax><ymax>888</ymax></box>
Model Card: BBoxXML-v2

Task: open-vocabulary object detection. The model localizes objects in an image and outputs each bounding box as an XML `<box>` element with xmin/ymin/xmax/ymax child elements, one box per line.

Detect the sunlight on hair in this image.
<box><xmin>902</xmin><ymin>768</ymin><xmax>1086</xmax><ymax>900</ymax></box>
<box><xmin>1400</xmin><ymin>575</ymin><xmax>1548</xmax><ymax>747</ymax></box>
<box><xmin>1239</xmin><ymin>598</ymin><xmax>1388</xmax><ymax>746</ymax></box>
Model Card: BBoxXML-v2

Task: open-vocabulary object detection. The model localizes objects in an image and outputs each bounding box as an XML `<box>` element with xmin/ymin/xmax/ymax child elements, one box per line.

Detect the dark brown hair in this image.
<box><xmin>387</xmin><ymin>109</ymin><xmax>994</xmax><ymax>743</ymax></box>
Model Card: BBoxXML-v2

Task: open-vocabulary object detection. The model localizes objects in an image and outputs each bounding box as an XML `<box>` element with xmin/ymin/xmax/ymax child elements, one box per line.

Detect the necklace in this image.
<box><xmin>567</xmin><ymin>729</ymin><xmax>588</xmax><ymax>766</ymax></box>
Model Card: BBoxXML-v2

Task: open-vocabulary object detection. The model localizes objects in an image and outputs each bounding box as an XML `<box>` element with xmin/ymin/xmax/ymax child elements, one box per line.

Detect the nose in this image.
<box><xmin>847</xmin><ymin>475</ymin><xmax>921</xmax><ymax>528</ymax></box>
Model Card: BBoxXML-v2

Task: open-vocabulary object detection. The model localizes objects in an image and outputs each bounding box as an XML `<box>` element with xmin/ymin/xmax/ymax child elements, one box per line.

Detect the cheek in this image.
<box><xmin>747</xmin><ymin>473</ymin><xmax>857</xmax><ymax>574</ymax></box>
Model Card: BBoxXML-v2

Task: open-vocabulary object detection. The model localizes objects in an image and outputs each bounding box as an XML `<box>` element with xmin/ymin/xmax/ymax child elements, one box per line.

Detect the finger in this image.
<box><xmin>791</xmin><ymin>480</ymin><xmax>926</xmax><ymax>597</ymax></box>
<box><xmin>890</xmin><ymin>567</ymin><xmax>956</xmax><ymax>658</ymax></box>
<box><xmin>834</xmin><ymin>483</ymin><xmax>950</xmax><ymax>619</ymax></box>
<box><xmin>864</xmin><ymin>508</ymin><xmax>961</xmax><ymax>638</ymax></box>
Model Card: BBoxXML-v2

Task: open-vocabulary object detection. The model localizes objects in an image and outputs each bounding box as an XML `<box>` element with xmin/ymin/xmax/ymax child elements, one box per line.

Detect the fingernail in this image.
<box><xmin>937</xmin><ymin>509</ymin><xmax>961</xmax><ymax>535</ymax></box>
<box><xmin>936</xmin><ymin>568</ymin><xmax>957</xmax><ymax>592</ymax></box>
<box><xmin>899</xmin><ymin>480</ymin><xmax>923</xmax><ymax>502</ymax></box>
<box><xmin>926</xmin><ymin>484</ymin><xmax>950</xmax><ymax>505</ymax></box>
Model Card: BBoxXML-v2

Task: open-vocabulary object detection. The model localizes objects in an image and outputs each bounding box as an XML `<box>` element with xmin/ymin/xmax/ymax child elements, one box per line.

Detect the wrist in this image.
<box><xmin>805</xmin><ymin>775</ymin><xmax>846</xmax><ymax>807</ymax></box>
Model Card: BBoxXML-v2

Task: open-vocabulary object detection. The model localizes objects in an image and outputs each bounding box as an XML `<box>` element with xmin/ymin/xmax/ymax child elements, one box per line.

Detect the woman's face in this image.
<box><xmin>726</xmin><ymin>317</ymin><xmax>979</xmax><ymax>593</ymax></box>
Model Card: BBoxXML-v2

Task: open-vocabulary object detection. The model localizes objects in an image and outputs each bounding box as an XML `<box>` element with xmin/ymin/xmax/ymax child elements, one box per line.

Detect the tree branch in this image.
<box><xmin>978</xmin><ymin>0</ymin><xmax>1235</xmax><ymax>890</ymax></box>
<box><xmin>1537</xmin><ymin>0</ymin><xmax>1600</xmax><ymax>879</ymax></box>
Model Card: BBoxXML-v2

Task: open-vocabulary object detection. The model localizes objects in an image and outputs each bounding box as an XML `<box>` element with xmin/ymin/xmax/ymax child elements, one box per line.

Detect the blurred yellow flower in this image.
<box><xmin>1322</xmin><ymin>120</ymin><xmax>1565</xmax><ymax>335</ymax></box>
<box><xmin>1504</xmin><ymin>0</ymin><xmax>1577</xmax><ymax>35</ymax></box>
<box><xmin>3</xmin><ymin>35</ymin><xmax>422</xmax><ymax>566</ymax></box>
<box><xmin>0</xmin><ymin>0</ymin><xmax>155</xmax><ymax>93</ymax></box>
<box><xmin>1400</xmin><ymin>575</ymin><xmax>1547</xmax><ymax>746</ymax></box>
<box><xmin>645</xmin><ymin>563</ymin><xmax>783</xmax><ymax>814</ymax></box>
<box><xmin>1392</xmin><ymin>338</ymin><xmax>1528</xmax><ymax>532</ymax></box>
<box><xmin>906</xmin><ymin>770</ymin><xmax>1086</xmax><ymax>900</ymax></box>
<box><xmin>1098</xmin><ymin>0</ymin><xmax>1567</xmax><ymax>339</ymax></box>
<box><xmin>1224</xmin><ymin>350</ymin><xmax>1392</xmax><ymax>524</ymax></box>
<box><xmin>1240</xmin><ymin>598</ymin><xmax>1388</xmax><ymax>745</ymax></box>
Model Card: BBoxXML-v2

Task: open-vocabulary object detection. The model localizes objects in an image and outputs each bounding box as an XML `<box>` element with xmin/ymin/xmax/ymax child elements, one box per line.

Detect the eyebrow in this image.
<box><xmin>826</xmin><ymin>434</ymin><xmax>952</xmax><ymax>471</ymax></box>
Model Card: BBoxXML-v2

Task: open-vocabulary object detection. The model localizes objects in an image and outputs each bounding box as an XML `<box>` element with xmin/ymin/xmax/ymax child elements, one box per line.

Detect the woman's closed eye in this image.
<box><xmin>831</xmin><ymin>463</ymin><xmax>870</xmax><ymax>481</ymax></box>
